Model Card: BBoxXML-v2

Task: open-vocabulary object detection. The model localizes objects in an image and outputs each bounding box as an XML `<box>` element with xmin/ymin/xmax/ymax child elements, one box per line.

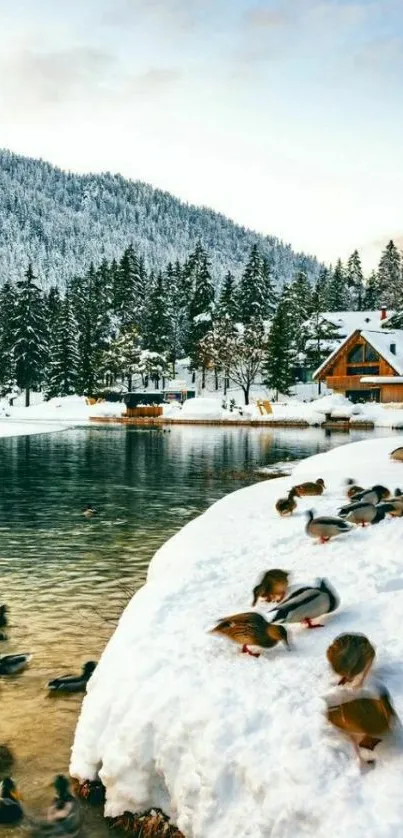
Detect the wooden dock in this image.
<box><xmin>90</xmin><ymin>416</ymin><xmax>377</xmax><ymax>429</ymax></box>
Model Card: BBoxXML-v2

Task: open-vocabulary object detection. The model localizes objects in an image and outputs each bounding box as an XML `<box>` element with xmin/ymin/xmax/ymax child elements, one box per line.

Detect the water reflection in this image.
<box><xmin>0</xmin><ymin>424</ymin><xmax>398</xmax><ymax>835</ymax></box>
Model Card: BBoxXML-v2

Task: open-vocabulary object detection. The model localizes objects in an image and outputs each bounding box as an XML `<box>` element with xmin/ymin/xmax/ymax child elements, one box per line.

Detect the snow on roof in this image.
<box><xmin>320</xmin><ymin>310</ymin><xmax>395</xmax><ymax>335</ymax></box>
<box><xmin>361</xmin><ymin>376</ymin><xmax>403</xmax><ymax>384</ymax></box>
<box><xmin>71</xmin><ymin>436</ymin><xmax>403</xmax><ymax>837</ymax></box>
<box><xmin>314</xmin><ymin>328</ymin><xmax>403</xmax><ymax>379</ymax></box>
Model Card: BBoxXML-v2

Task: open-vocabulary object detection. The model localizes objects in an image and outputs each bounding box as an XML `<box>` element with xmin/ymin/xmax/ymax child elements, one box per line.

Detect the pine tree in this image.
<box><xmin>363</xmin><ymin>271</ymin><xmax>382</xmax><ymax>309</ymax></box>
<box><xmin>71</xmin><ymin>263</ymin><xmax>112</xmax><ymax>395</ymax></box>
<box><xmin>261</xmin><ymin>257</ymin><xmax>278</xmax><ymax>318</ymax></box>
<box><xmin>218</xmin><ymin>271</ymin><xmax>239</xmax><ymax>321</ymax></box>
<box><xmin>144</xmin><ymin>271</ymin><xmax>170</xmax><ymax>357</ymax></box>
<box><xmin>327</xmin><ymin>260</ymin><xmax>349</xmax><ymax>311</ymax></box>
<box><xmin>377</xmin><ymin>240</ymin><xmax>401</xmax><ymax>308</ymax></box>
<box><xmin>264</xmin><ymin>286</ymin><xmax>297</xmax><ymax>397</ymax></box>
<box><xmin>114</xmin><ymin>244</ymin><xmax>146</xmax><ymax>330</ymax></box>
<box><xmin>101</xmin><ymin>327</ymin><xmax>141</xmax><ymax>391</ymax></box>
<box><xmin>287</xmin><ymin>270</ymin><xmax>313</xmax><ymax>354</ymax></box>
<box><xmin>186</xmin><ymin>242</ymin><xmax>215</xmax><ymax>384</ymax></box>
<box><xmin>238</xmin><ymin>245</ymin><xmax>267</xmax><ymax>324</ymax></box>
<box><xmin>12</xmin><ymin>264</ymin><xmax>48</xmax><ymax>406</ymax></box>
<box><xmin>165</xmin><ymin>260</ymin><xmax>189</xmax><ymax>375</ymax></box>
<box><xmin>346</xmin><ymin>250</ymin><xmax>364</xmax><ymax>310</ymax></box>
<box><xmin>0</xmin><ymin>282</ymin><xmax>17</xmax><ymax>396</ymax></box>
<box><xmin>46</xmin><ymin>295</ymin><xmax>79</xmax><ymax>397</ymax></box>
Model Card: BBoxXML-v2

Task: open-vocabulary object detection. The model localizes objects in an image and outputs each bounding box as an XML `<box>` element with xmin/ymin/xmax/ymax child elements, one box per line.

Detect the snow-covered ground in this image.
<box><xmin>0</xmin><ymin>419</ymin><xmax>69</xmax><ymax>438</ymax></box>
<box><xmin>0</xmin><ymin>395</ymin><xmax>125</xmax><ymax>426</ymax></box>
<box><xmin>71</xmin><ymin>435</ymin><xmax>403</xmax><ymax>838</ymax></box>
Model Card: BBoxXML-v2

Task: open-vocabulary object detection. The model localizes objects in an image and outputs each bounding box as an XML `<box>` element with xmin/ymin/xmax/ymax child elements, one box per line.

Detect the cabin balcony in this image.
<box><xmin>325</xmin><ymin>375</ymin><xmax>376</xmax><ymax>390</ymax></box>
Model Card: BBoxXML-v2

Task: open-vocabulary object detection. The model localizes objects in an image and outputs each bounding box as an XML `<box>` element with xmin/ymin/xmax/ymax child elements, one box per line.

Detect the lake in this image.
<box><xmin>0</xmin><ymin>424</ymin><xmax>398</xmax><ymax>834</ymax></box>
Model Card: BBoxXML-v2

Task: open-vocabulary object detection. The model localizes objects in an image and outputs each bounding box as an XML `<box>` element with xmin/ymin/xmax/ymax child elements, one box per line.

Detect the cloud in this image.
<box><xmin>126</xmin><ymin>67</ymin><xmax>182</xmax><ymax>95</ymax></box>
<box><xmin>244</xmin><ymin>6</ymin><xmax>289</xmax><ymax>28</ymax></box>
<box><xmin>101</xmin><ymin>0</ymin><xmax>213</xmax><ymax>32</ymax></box>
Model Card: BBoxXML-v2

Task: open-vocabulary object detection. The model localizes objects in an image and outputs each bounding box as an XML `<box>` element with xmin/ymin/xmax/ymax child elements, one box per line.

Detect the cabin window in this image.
<box><xmin>347</xmin><ymin>345</ymin><xmax>364</xmax><ymax>363</ymax></box>
<box><xmin>346</xmin><ymin>365</ymin><xmax>380</xmax><ymax>376</ymax></box>
<box><xmin>364</xmin><ymin>345</ymin><xmax>379</xmax><ymax>362</ymax></box>
<box><xmin>390</xmin><ymin>343</ymin><xmax>396</xmax><ymax>355</ymax></box>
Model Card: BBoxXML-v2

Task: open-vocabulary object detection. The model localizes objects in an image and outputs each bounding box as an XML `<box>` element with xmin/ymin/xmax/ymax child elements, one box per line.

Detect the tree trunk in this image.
<box><xmin>192</xmin><ymin>370</ymin><xmax>196</xmax><ymax>384</ymax></box>
<box><xmin>214</xmin><ymin>368</ymin><xmax>219</xmax><ymax>390</ymax></box>
<box><xmin>154</xmin><ymin>376</ymin><xmax>159</xmax><ymax>390</ymax></box>
<box><xmin>127</xmin><ymin>374</ymin><xmax>132</xmax><ymax>391</ymax></box>
<box><xmin>242</xmin><ymin>386</ymin><xmax>249</xmax><ymax>405</ymax></box>
<box><xmin>201</xmin><ymin>367</ymin><xmax>206</xmax><ymax>389</ymax></box>
<box><xmin>25</xmin><ymin>387</ymin><xmax>30</xmax><ymax>407</ymax></box>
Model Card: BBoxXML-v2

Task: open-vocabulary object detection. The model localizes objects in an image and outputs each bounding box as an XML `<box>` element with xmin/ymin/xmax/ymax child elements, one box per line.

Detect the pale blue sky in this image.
<box><xmin>1</xmin><ymin>0</ymin><xmax>403</xmax><ymax>269</ymax></box>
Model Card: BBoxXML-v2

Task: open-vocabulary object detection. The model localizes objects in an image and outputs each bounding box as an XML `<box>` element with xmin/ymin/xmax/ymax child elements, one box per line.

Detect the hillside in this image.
<box><xmin>0</xmin><ymin>150</ymin><xmax>320</xmax><ymax>289</ymax></box>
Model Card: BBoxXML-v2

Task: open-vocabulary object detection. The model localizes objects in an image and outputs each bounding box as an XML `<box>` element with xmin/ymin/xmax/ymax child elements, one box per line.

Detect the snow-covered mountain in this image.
<box><xmin>0</xmin><ymin>149</ymin><xmax>320</xmax><ymax>289</ymax></box>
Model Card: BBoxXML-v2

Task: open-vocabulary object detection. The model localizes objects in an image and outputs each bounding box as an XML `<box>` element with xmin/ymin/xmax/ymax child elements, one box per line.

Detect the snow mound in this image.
<box><xmin>181</xmin><ymin>397</ymin><xmax>225</xmax><ymax>420</ymax></box>
<box><xmin>71</xmin><ymin>435</ymin><xmax>403</xmax><ymax>837</ymax></box>
<box><xmin>7</xmin><ymin>395</ymin><xmax>125</xmax><ymax>424</ymax></box>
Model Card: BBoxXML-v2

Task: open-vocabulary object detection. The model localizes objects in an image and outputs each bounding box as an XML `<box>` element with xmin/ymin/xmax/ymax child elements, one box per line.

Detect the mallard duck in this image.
<box><xmin>275</xmin><ymin>489</ymin><xmax>297</xmax><ymax>516</ymax></box>
<box><xmin>209</xmin><ymin>612</ymin><xmax>289</xmax><ymax>657</ymax></box>
<box><xmin>327</xmin><ymin>633</ymin><xmax>375</xmax><ymax>686</ymax></box>
<box><xmin>0</xmin><ymin>632</ymin><xmax>7</xmax><ymax>642</ymax></box>
<box><xmin>353</xmin><ymin>485</ymin><xmax>390</xmax><ymax>505</ymax></box>
<box><xmin>47</xmin><ymin>661</ymin><xmax>97</xmax><ymax>693</ymax></box>
<box><xmin>0</xmin><ymin>605</ymin><xmax>7</xmax><ymax>628</ymax></box>
<box><xmin>306</xmin><ymin>510</ymin><xmax>353</xmax><ymax>543</ymax></box>
<box><xmin>82</xmin><ymin>504</ymin><xmax>97</xmax><ymax>518</ymax></box>
<box><xmin>346</xmin><ymin>478</ymin><xmax>364</xmax><ymax>499</ymax></box>
<box><xmin>27</xmin><ymin>775</ymin><xmax>82</xmax><ymax>838</ymax></box>
<box><xmin>390</xmin><ymin>447</ymin><xmax>403</xmax><ymax>462</ymax></box>
<box><xmin>339</xmin><ymin>500</ymin><xmax>390</xmax><ymax>527</ymax></box>
<box><xmin>0</xmin><ymin>746</ymin><xmax>14</xmax><ymax>775</ymax></box>
<box><xmin>293</xmin><ymin>478</ymin><xmax>325</xmax><ymax>497</ymax></box>
<box><xmin>0</xmin><ymin>653</ymin><xmax>32</xmax><ymax>675</ymax></box>
<box><xmin>0</xmin><ymin>778</ymin><xmax>23</xmax><ymax>825</ymax></box>
<box><xmin>252</xmin><ymin>569</ymin><xmax>289</xmax><ymax>605</ymax></box>
<box><xmin>376</xmin><ymin>500</ymin><xmax>403</xmax><ymax>518</ymax></box>
<box><xmin>269</xmin><ymin>578</ymin><xmax>339</xmax><ymax>628</ymax></box>
<box><xmin>326</xmin><ymin>683</ymin><xmax>397</xmax><ymax>766</ymax></box>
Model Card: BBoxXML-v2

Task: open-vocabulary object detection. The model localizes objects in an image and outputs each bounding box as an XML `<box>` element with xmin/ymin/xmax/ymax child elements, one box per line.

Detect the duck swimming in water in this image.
<box><xmin>0</xmin><ymin>605</ymin><xmax>7</xmax><ymax>628</ymax></box>
<box><xmin>47</xmin><ymin>661</ymin><xmax>97</xmax><ymax>693</ymax></box>
<box><xmin>209</xmin><ymin>612</ymin><xmax>289</xmax><ymax>657</ymax></box>
<box><xmin>0</xmin><ymin>746</ymin><xmax>14</xmax><ymax>776</ymax></box>
<box><xmin>252</xmin><ymin>569</ymin><xmax>289</xmax><ymax>605</ymax></box>
<box><xmin>306</xmin><ymin>510</ymin><xmax>353</xmax><ymax>543</ymax></box>
<box><xmin>0</xmin><ymin>778</ymin><xmax>23</xmax><ymax>825</ymax></box>
<box><xmin>27</xmin><ymin>775</ymin><xmax>81</xmax><ymax>838</ymax></box>
<box><xmin>269</xmin><ymin>578</ymin><xmax>339</xmax><ymax>629</ymax></box>
<box><xmin>327</xmin><ymin>633</ymin><xmax>375</xmax><ymax>687</ymax></box>
<box><xmin>82</xmin><ymin>504</ymin><xmax>97</xmax><ymax>518</ymax></box>
<box><xmin>0</xmin><ymin>653</ymin><xmax>32</xmax><ymax>675</ymax></box>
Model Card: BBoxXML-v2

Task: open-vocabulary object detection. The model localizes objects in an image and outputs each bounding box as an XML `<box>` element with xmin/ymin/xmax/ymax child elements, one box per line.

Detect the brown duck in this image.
<box><xmin>209</xmin><ymin>612</ymin><xmax>289</xmax><ymax>657</ymax></box>
<box><xmin>390</xmin><ymin>447</ymin><xmax>403</xmax><ymax>462</ymax></box>
<box><xmin>346</xmin><ymin>478</ymin><xmax>364</xmax><ymax>499</ymax></box>
<box><xmin>327</xmin><ymin>633</ymin><xmax>375</xmax><ymax>687</ymax></box>
<box><xmin>293</xmin><ymin>478</ymin><xmax>325</xmax><ymax>497</ymax></box>
<box><xmin>326</xmin><ymin>684</ymin><xmax>397</xmax><ymax>766</ymax></box>
<box><xmin>252</xmin><ymin>569</ymin><xmax>289</xmax><ymax>606</ymax></box>
<box><xmin>275</xmin><ymin>489</ymin><xmax>297</xmax><ymax>516</ymax></box>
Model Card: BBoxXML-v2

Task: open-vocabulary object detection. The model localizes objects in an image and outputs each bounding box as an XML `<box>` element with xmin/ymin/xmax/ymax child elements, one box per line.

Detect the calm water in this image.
<box><xmin>0</xmin><ymin>424</ymin><xmax>398</xmax><ymax>834</ymax></box>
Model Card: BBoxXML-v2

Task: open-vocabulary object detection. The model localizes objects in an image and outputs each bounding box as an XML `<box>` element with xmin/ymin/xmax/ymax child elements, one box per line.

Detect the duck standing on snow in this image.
<box><xmin>327</xmin><ymin>633</ymin><xmax>375</xmax><ymax>687</ymax></box>
<box><xmin>353</xmin><ymin>485</ymin><xmax>390</xmax><ymax>505</ymax></box>
<box><xmin>27</xmin><ymin>775</ymin><xmax>81</xmax><ymax>838</ymax></box>
<box><xmin>0</xmin><ymin>778</ymin><xmax>23</xmax><ymax>825</ymax></box>
<box><xmin>339</xmin><ymin>500</ymin><xmax>390</xmax><ymax>527</ymax></box>
<box><xmin>209</xmin><ymin>612</ymin><xmax>289</xmax><ymax>657</ymax></box>
<box><xmin>0</xmin><ymin>653</ymin><xmax>32</xmax><ymax>675</ymax></box>
<box><xmin>275</xmin><ymin>489</ymin><xmax>297</xmax><ymax>516</ymax></box>
<box><xmin>390</xmin><ymin>447</ymin><xmax>403</xmax><ymax>462</ymax></box>
<box><xmin>326</xmin><ymin>683</ymin><xmax>398</xmax><ymax>766</ymax></box>
<box><xmin>306</xmin><ymin>510</ymin><xmax>353</xmax><ymax>543</ymax></box>
<box><xmin>269</xmin><ymin>578</ymin><xmax>339</xmax><ymax>629</ymax></box>
<box><xmin>293</xmin><ymin>478</ymin><xmax>325</xmax><ymax>497</ymax></box>
<box><xmin>47</xmin><ymin>661</ymin><xmax>97</xmax><ymax>693</ymax></box>
<box><xmin>252</xmin><ymin>569</ymin><xmax>289</xmax><ymax>605</ymax></box>
<box><xmin>345</xmin><ymin>478</ymin><xmax>364</xmax><ymax>499</ymax></box>
<box><xmin>82</xmin><ymin>504</ymin><xmax>97</xmax><ymax>519</ymax></box>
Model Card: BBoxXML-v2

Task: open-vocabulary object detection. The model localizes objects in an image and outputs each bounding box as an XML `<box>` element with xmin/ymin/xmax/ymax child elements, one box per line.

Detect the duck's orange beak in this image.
<box><xmin>11</xmin><ymin>790</ymin><xmax>23</xmax><ymax>801</ymax></box>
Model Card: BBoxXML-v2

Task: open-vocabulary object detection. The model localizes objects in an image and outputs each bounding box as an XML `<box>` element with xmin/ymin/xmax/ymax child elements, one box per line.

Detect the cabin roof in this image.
<box><xmin>313</xmin><ymin>328</ymin><xmax>403</xmax><ymax>379</ymax></box>
<box><xmin>307</xmin><ymin>310</ymin><xmax>395</xmax><ymax>338</ymax></box>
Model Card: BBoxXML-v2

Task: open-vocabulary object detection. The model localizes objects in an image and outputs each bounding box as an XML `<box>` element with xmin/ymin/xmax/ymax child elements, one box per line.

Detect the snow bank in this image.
<box><xmin>180</xmin><ymin>397</ymin><xmax>228</xmax><ymax>420</ymax></box>
<box><xmin>4</xmin><ymin>395</ymin><xmax>125</xmax><ymax>425</ymax></box>
<box><xmin>0</xmin><ymin>420</ymin><xmax>68</xmax><ymax>438</ymax></box>
<box><xmin>71</xmin><ymin>435</ymin><xmax>403</xmax><ymax>837</ymax></box>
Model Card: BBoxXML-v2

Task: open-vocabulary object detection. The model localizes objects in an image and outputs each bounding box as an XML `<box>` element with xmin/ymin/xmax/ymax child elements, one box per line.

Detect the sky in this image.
<box><xmin>0</xmin><ymin>0</ymin><xmax>403</xmax><ymax>271</ymax></box>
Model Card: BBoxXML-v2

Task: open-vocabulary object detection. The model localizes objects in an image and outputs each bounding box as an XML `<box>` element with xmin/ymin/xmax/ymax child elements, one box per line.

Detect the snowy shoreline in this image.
<box><xmin>71</xmin><ymin>434</ymin><xmax>403</xmax><ymax>838</ymax></box>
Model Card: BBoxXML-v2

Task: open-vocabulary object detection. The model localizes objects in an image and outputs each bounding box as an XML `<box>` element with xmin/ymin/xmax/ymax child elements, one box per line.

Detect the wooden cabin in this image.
<box><xmin>313</xmin><ymin>329</ymin><xmax>403</xmax><ymax>403</ymax></box>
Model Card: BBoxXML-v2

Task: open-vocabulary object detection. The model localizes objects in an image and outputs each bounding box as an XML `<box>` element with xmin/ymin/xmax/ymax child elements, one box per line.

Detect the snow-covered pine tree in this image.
<box><xmin>261</xmin><ymin>256</ymin><xmax>278</xmax><ymax>318</ymax></box>
<box><xmin>186</xmin><ymin>242</ymin><xmax>215</xmax><ymax>385</ymax></box>
<box><xmin>113</xmin><ymin>245</ymin><xmax>141</xmax><ymax>329</ymax></box>
<box><xmin>165</xmin><ymin>260</ymin><xmax>189</xmax><ymax>375</ymax></box>
<box><xmin>71</xmin><ymin>263</ymin><xmax>113</xmax><ymax>395</ymax></box>
<box><xmin>346</xmin><ymin>250</ymin><xmax>364</xmax><ymax>310</ymax></box>
<box><xmin>287</xmin><ymin>270</ymin><xmax>313</xmax><ymax>354</ymax></box>
<box><xmin>46</xmin><ymin>294</ymin><xmax>79</xmax><ymax>397</ymax></box>
<box><xmin>377</xmin><ymin>240</ymin><xmax>401</xmax><ymax>308</ymax></box>
<box><xmin>101</xmin><ymin>327</ymin><xmax>141</xmax><ymax>391</ymax></box>
<box><xmin>304</xmin><ymin>273</ymin><xmax>342</xmax><ymax>387</ymax></box>
<box><xmin>144</xmin><ymin>271</ymin><xmax>170</xmax><ymax>356</ymax></box>
<box><xmin>238</xmin><ymin>244</ymin><xmax>266</xmax><ymax>324</ymax></box>
<box><xmin>363</xmin><ymin>270</ymin><xmax>382</xmax><ymax>309</ymax></box>
<box><xmin>264</xmin><ymin>285</ymin><xmax>297</xmax><ymax>397</ymax></box>
<box><xmin>326</xmin><ymin>260</ymin><xmax>349</xmax><ymax>311</ymax></box>
<box><xmin>12</xmin><ymin>264</ymin><xmax>48</xmax><ymax>405</ymax></box>
<box><xmin>0</xmin><ymin>281</ymin><xmax>17</xmax><ymax>396</ymax></box>
<box><xmin>218</xmin><ymin>271</ymin><xmax>239</xmax><ymax>321</ymax></box>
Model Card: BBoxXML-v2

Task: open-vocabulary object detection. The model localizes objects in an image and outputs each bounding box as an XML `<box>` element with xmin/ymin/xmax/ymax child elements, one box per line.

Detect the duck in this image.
<box><xmin>327</xmin><ymin>633</ymin><xmax>375</xmax><ymax>687</ymax></box>
<box><xmin>27</xmin><ymin>775</ymin><xmax>81</xmax><ymax>838</ymax></box>
<box><xmin>269</xmin><ymin>578</ymin><xmax>339</xmax><ymax>629</ymax></box>
<box><xmin>209</xmin><ymin>612</ymin><xmax>289</xmax><ymax>657</ymax></box>
<box><xmin>0</xmin><ymin>633</ymin><xmax>7</xmax><ymax>642</ymax></box>
<box><xmin>292</xmin><ymin>478</ymin><xmax>325</xmax><ymax>497</ymax></box>
<box><xmin>0</xmin><ymin>778</ymin><xmax>23</xmax><ymax>825</ymax></box>
<box><xmin>0</xmin><ymin>746</ymin><xmax>14</xmax><ymax>775</ymax></box>
<box><xmin>353</xmin><ymin>485</ymin><xmax>390</xmax><ymax>505</ymax></box>
<box><xmin>375</xmin><ymin>500</ymin><xmax>403</xmax><ymax>519</ymax></box>
<box><xmin>82</xmin><ymin>504</ymin><xmax>97</xmax><ymax>519</ymax></box>
<box><xmin>390</xmin><ymin>446</ymin><xmax>403</xmax><ymax>462</ymax></box>
<box><xmin>0</xmin><ymin>605</ymin><xmax>7</xmax><ymax>629</ymax></box>
<box><xmin>47</xmin><ymin>661</ymin><xmax>97</xmax><ymax>693</ymax></box>
<box><xmin>338</xmin><ymin>500</ymin><xmax>390</xmax><ymax>527</ymax></box>
<box><xmin>0</xmin><ymin>653</ymin><xmax>32</xmax><ymax>675</ymax></box>
<box><xmin>275</xmin><ymin>489</ymin><xmax>297</xmax><ymax>516</ymax></box>
<box><xmin>306</xmin><ymin>510</ymin><xmax>353</xmax><ymax>543</ymax></box>
<box><xmin>346</xmin><ymin>478</ymin><xmax>364</xmax><ymax>499</ymax></box>
<box><xmin>325</xmin><ymin>683</ymin><xmax>398</xmax><ymax>766</ymax></box>
<box><xmin>252</xmin><ymin>569</ymin><xmax>289</xmax><ymax>606</ymax></box>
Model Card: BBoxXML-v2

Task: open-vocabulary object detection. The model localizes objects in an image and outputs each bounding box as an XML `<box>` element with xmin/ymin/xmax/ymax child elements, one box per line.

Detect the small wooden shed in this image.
<box><xmin>313</xmin><ymin>329</ymin><xmax>403</xmax><ymax>403</ymax></box>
